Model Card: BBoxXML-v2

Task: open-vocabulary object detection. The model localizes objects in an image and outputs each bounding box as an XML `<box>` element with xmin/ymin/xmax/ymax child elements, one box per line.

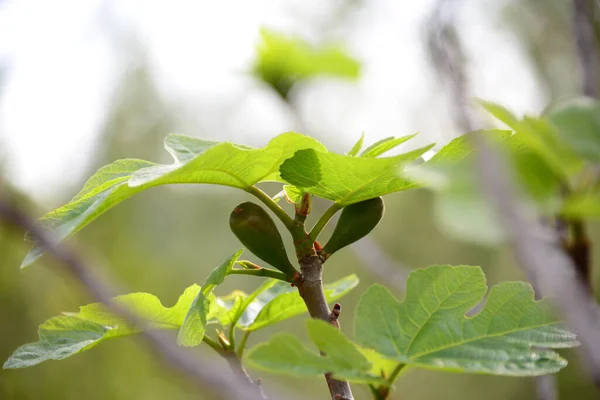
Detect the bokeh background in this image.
<box><xmin>0</xmin><ymin>0</ymin><xmax>599</xmax><ymax>399</ymax></box>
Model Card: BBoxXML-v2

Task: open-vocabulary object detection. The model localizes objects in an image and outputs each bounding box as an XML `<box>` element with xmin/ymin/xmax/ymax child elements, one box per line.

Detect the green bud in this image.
<box><xmin>321</xmin><ymin>197</ymin><xmax>385</xmax><ymax>260</ymax></box>
<box><xmin>229</xmin><ymin>202</ymin><xmax>298</xmax><ymax>277</ymax></box>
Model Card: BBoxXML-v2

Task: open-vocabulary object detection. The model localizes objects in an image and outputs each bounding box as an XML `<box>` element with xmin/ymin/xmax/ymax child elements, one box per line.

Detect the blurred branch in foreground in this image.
<box><xmin>0</xmin><ymin>196</ymin><xmax>283</xmax><ymax>400</ymax></box>
<box><xmin>425</xmin><ymin>0</ymin><xmax>600</xmax><ymax>393</ymax></box>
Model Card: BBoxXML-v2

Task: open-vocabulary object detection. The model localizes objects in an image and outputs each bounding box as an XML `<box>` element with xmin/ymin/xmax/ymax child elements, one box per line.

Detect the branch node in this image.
<box><xmin>328</xmin><ymin>303</ymin><xmax>341</xmax><ymax>329</ymax></box>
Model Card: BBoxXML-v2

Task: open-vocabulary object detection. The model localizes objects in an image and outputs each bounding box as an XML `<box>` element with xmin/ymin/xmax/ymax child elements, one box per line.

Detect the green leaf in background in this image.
<box><xmin>245</xmin><ymin>319</ymin><xmax>382</xmax><ymax>384</ymax></box>
<box><xmin>354</xmin><ymin>265</ymin><xmax>578</xmax><ymax>376</ymax></box>
<box><xmin>177</xmin><ymin>250</ymin><xmax>243</xmax><ymax>346</ymax></box>
<box><xmin>360</xmin><ymin>134</ymin><xmax>418</xmax><ymax>158</ymax></box>
<box><xmin>280</xmin><ymin>143</ymin><xmax>434</xmax><ymax>205</ymax></box>
<box><xmin>414</xmin><ymin>127</ymin><xmax>579</xmax><ymax>245</ymax></box>
<box><xmin>548</xmin><ymin>97</ymin><xmax>600</xmax><ymax>163</ymax></box>
<box><xmin>480</xmin><ymin>100</ymin><xmax>581</xmax><ymax>178</ymax></box>
<box><xmin>347</xmin><ymin>132</ymin><xmax>365</xmax><ymax>156</ymax></box>
<box><xmin>3</xmin><ymin>285</ymin><xmax>204</xmax><ymax>369</ymax></box>
<box><xmin>411</xmin><ymin>131</ymin><xmax>508</xmax><ymax>245</ymax></box>
<box><xmin>237</xmin><ymin>274</ymin><xmax>359</xmax><ymax>331</ymax></box>
<box><xmin>252</xmin><ymin>29</ymin><xmax>360</xmax><ymax>99</ymax></box>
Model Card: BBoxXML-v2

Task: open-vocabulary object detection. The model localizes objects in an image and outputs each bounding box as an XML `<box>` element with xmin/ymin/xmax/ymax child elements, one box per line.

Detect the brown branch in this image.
<box><xmin>0</xmin><ymin>197</ymin><xmax>280</xmax><ymax>400</ymax></box>
<box><xmin>426</xmin><ymin>0</ymin><xmax>600</xmax><ymax>390</ymax></box>
<box><xmin>297</xmin><ymin>253</ymin><xmax>354</xmax><ymax>400</ymax></box>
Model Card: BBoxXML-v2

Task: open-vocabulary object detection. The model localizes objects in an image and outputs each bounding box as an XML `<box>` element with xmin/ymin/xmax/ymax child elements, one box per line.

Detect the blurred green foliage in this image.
<box><xmin>252</xmin><ymin>29</ymin><xmax>360</xmax><ymax>100</ymax></box>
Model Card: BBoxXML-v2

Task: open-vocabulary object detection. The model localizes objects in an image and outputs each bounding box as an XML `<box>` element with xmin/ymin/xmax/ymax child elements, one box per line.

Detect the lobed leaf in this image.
<box><xmin>354</xmin><ymin>265</ymin><xmax>577</xmax><ymax>376</ymax></box>
<box><xmin>21</xmin><ymin>159</ymin><xmax>155</xmax><ymax>267</ymax></box>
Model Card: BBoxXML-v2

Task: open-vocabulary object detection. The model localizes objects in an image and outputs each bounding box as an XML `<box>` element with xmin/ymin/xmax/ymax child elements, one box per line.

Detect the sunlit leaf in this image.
<box><xmin>3</xmin><ymin>285</ymin><xmax>205</xmax><ymax>369</ymax></box>
<box><xmin>355</xmin><ymin>265</ymin><xmax>577</xmax><ymax>376</ymax></box>
<box><xmin>21</xmin><ymin>133</ymin><xmax>325</xmax><ymax>267</ymax></box>
<box><xmin>360</xmin><ymin>134</ymin><xmax>418</xmax><ymax>158</ymax></box>
<box><xmin>21</xmin><ymin>159</ymin><xmax>155</xmax><ymax>267</ymax></box>
<box><xmin>280</xmin><ymin>144</ymin><xmax>434</xmax><ymax>205</ymax></box>
<box><xmin>347</xmin><ymin>132</ymin><xmax>365</xmax><ymax>156</ymax></box>
<box><xmin>177</xmin><ymin>250</ymin><xmax>243</xmax><ymax>346</ymax></box>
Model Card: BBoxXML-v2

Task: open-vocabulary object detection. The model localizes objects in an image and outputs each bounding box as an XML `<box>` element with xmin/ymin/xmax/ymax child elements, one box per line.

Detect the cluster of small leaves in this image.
<box><xmin>245</xmin><ymin>265</ymin><xmax>578</xmax><ymax>387</ymax></box>
<box><xmin>4</xmin><ymin>250</ymin><xmax>358</xmax><ymax>368</ymax></box>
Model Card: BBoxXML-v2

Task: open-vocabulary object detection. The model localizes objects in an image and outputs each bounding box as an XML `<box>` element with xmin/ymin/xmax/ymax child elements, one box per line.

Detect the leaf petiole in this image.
<box><xmin>236</xmin><ymin>331</ymin><xmax>251</xmax><ymax>359</ymax></box>
<box><xmin>228</xmin><ymin>268</ymin><xmax>291</xmax><ymax>282</ymax></box>
<box><xmin>309</xmin><ymin>202</ymin><xmax>342</xmax><ymax>242</ymax></box>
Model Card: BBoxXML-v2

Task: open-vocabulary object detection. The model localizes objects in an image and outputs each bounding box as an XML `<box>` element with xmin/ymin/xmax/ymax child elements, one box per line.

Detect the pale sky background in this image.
<box><xmin>0</xmin><ymin>0</ymin><xmax>543</xmax><ymax>201</ymax></box>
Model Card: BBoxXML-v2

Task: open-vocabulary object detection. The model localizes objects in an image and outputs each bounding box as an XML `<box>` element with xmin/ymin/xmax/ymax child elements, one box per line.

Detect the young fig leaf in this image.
<box><xmin>322</xmin><ymin>197</ymin><xmax>384</xmax><ymax>259</ymax></box>
<box><xmin>229</xmin><ymin>202</ymin><xmax>298</xmax><ymax>278</ymax></box>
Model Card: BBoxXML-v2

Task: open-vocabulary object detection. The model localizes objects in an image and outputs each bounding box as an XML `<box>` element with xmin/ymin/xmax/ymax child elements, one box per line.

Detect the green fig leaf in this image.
<box><xmin>21</xmin><ymin>133</ymin><xmax>325</xmax><ymax>267</ymax></box>
<box><xmin>3</xmin><ymin>284</ymin><xmax>214</xmax><ymax>369</ymax></box>
<box><xmin>245</xmin><ymin>319</ymin><xmax>383</xmax><ymax>384</ymax></box>
<box><xmin>21</xmin><ymin>159</ymin><xmax>155</xmax><ymax>267</ymax></box>
<box><xmin>355</xmin><ymin>265</ymin><xmax>578</xmax><ymax>376</ymax></box>
<box><xmin>360</xmin><ymin>134</ymin><xmax>418</xmax><ymax>158</ymax></box>
<box><xmin>177</xmin><ymin>251</ymin><xmax>243</xmax><ymax>347</ymax></box>
<box><xmin>279</xmin><ymin>143</ymin><xmax>433</xmax><ymax>205</ymax></box>
<box><xmin>347</xmin><ymin>132</ymin><xmax>365</xmax><ymax>156</ymax></box>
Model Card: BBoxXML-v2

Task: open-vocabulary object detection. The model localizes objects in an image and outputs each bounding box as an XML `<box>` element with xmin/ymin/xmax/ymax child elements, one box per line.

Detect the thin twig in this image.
<box><xmin>426</xmin><ymin>0</ymin><xmax>600</xmax><ymax>390</ymax></box>
<box><xmin>0</xmin><ymin>197</ymin><xmax>279</xmax><ymax>400</ymax></box>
